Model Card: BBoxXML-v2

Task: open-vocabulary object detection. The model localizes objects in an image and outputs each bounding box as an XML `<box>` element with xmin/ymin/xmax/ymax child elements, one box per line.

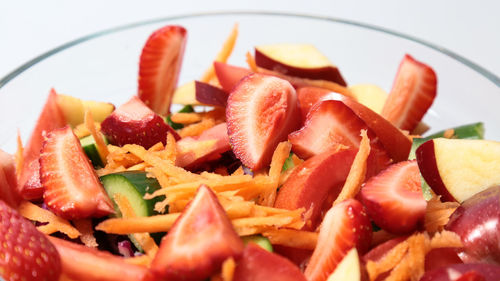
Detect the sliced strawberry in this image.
<box><xmin>195</xmin><ymin>80</ymin><xmax>229</xmax><ymax>107</ymax></box>
<box><xmin>19</xmin><ymin>89</ymin><xmax>67</xmax><ymax>200</ymax></box>
<box><xmin>296</xmin><ymin>86</ymin><xmax>331</xmax><ymax>122</ymax></box>
<box><xmin>288</xmin><ymin>99</ymin><xmax>391</xmax><ymax>178</ymax></box>
<box><xmin>274</xmin><ymin>145</ymin><xmax>357</xmax><ymax>230</ymax></box>
<box><xmin>49</xmin><ymin>237</ymin><xmax>152</xmax><ymax>281</ymax></box>
<box><xmin>40</xmin><ymin>126</ymin><xmax>114</xmax><ymax>220</ymax></box>
<box><xmin>213</xmin><ymin>61</ymin><xmax>253</xmax><ymax>92</ymax></box>
<box><xmin>226</xmin><ymin>73</ymin><xmax>301</xmax><ymax>170</ymax></box>
<box><xmin>233</xmin><ymin>243</ymin><xmax>307</xmax><ymax>281</ymax></box>
<box><xmin>0</xmin><ymin>150</ymin><xmax>21</xmax><ymax>207</ymax></box>
<box><xmin>176</xmin><ymin>123</ymin><xmax>231</xmax><ymax>168</ymax></box>
<box><xmin>381</xmin><ymin>54</ymin><xmax>437</xmax><ymax>132</ymax></box>
<box><xmin>0</xmin><ymin>200</ymin><xmax>61</xmax><ymax>281</ymax></box>
<box><xmin>304</xmin><ymin>199</ymin><xmax>372</xmax><ymax>281</ymax></box>
<box><xmin>101</xmin><ymin>96</ymin><xmax>179</xmax><ymax>149</ymax></box>
<box><xmin>360</xmin><ymin>160</ymin><xmax>427</xmax><ymax>234</ymax></box>
<box><xmin>151</xmin><ymin>184</ymin><xmax>244</xmax><ymax>280</ymax></box>
<box><xmin>138</xmin><ymin>25</ymin><xmax>187</xmax><ymax>115</ymax></box>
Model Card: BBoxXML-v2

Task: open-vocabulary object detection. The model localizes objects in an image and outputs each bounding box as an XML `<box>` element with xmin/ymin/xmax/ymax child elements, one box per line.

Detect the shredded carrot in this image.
<box><xmin>443</xmin><ymin>129</ymin><xmax>455</xmax><ymax>139</ymax></box>
<box><xmin>73</xmin><ymin>219</ymin><xmax>98</xmax><ymax>248</ymax></box>
<box><xmin>164</xmin><ymin>132</ymin><xmax>177</xmax><ymax>164</ymax></box>
<box><xmin>15</xmin><ymin>130</ymin><xmax>23</xmax><ymax>178</ymax></box>
<box><xmin>334</xmin><ymin>130</ymin><xmax>371</xmax><ymax>205</ymax></box>
<box><xmin>73</xmin><ymin>123</ymin><xmax>91</xmax><ymax>138</ymax></box>
<box><xmin>262</xmin><ymin>229</ymin><xmax>318</xmax><ymax>250</ymax></box>
<box><xmin>201</xmin><ymin>23</ymin><xmax>239</xmax><ymax>83</ymax></box>
<box><xmin>96</xmin><ymin>213</ymin><xmax>180</xmax><ymax>234</ymax></box>
<box><xmin>366</xmin><ymin>240</ymin><xmax>409</xmax><ymax>281</ymax></box>
<box><xmin>424</xmin><ymin>196</ymin><xmax>460</xmax><ymax>233</ymax></box>
<box><xmin>178</xmin><ymin>118</ymin><xmax>216</xmax><ymax>138</ymax></box>
<box><xmin>430</xmin><ymin>230</ymin><xmax>463</xmax><ymax>249</ymax></box>
<box><xmin>259</xmin><ymin>142</ymin><xmax>291</xmax><ymax>206</ymax></box>
<box><xmin>124</xmin><ymin>255</ymin><xmax>152</xmax><ymax>267</ymax></box>
<box><xmin>221</xmin><ymin>257</ymin><xmax>236</xmax><ymax>281</ymax></box>
<box><xmin>18</xmin><ymin>201</ymin><xmax>80</xmax><ymax>239</ymax></box>
<box><xmin>245</xmin><ymin>51</ymin><xmax>258</xmax><ymax>72</ymax></box>
<box><xmin>170</xmin><ymin>112</ymin><xmax>203</xmax><ymax>124</ymax></box>
<box><xmin>371</xmin><ymin>230</ymin><xmax>398</xmax><ymax>248</ymax></box>
<box><xmin>113</xmin><ymin>193</ymin><xmax>159</xmax><ymax>258</ymax></box>
<box><xmin>84</xmin><ymin>110</ymin><xmax>109</xmax><ymax>164</ymax></box>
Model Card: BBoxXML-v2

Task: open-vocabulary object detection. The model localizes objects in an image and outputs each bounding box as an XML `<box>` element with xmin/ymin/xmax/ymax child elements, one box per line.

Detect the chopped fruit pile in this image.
<box><xmin>2</xmin><ymin>22</ymin><xmax>500</xmax><ymax>281</ymax></box>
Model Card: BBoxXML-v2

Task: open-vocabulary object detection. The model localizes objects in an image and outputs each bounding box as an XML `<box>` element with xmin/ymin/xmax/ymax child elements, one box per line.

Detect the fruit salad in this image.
<box><xmin>1</xmin><ymin>23</ymin><xmax>500</xmax><ymax>281</ymax></box>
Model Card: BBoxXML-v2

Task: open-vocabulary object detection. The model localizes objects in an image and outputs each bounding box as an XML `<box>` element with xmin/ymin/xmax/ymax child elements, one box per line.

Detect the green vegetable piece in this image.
<box><xmin>165</xmin><ymin>105</ymin><xmax>195</xmax><ymax>130</ymax></box>
<box><xmin>241</xmin><ymin>235</ymin><xmax>273</xmax><ymax>252</ymax></box>
<box><xmin>409</xmin><ymin>122</ymin><xmax>484</xmax><ymax>160</ymax></box>
<box><xmin>282</xmin><ymin>152</ymin><xmax>295</xmax><ymax>172</ymax></box>
<box><xmin>79</xmin><ymin>135</ymin><xmax>108</xmax><ymax>168</ymax></box>
<box><xmin>100</xmin><ymin>172</ymin><xmax>166</xmax><ymax>251</ymax></box>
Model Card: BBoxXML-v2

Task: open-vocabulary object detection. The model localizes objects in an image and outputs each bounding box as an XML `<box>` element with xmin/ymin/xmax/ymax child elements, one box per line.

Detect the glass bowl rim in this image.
<box><xmin>0</xmin><ymin>10</ymin><xmax>498</xmax><ymax>89</ymax></box>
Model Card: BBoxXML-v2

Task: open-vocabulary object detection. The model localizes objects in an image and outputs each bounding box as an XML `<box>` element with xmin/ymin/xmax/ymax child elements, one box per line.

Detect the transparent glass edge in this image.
<box><xmin>0</xmin><ymin>10</ymin><xmax>498</xmax><ymax>89</ymax></box>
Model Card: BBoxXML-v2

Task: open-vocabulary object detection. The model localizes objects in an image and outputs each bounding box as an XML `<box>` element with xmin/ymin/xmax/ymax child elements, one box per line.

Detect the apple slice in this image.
<box><xmin>348</xmin><ymin>84</ymin><xmax>387</xmax><ymax>114</ymax></box>
<box><xmin>195</xmin><ymin>81</ymin><xmax>229</xmax><ymax>107</ymax></box>
<box><xmin>56</xmin><ymin>94</ymin><xmax>115</xmax><ymax>127</ymax></box>
<box><xmin>255</xmin><ymin>44</ymin><xmax>346</xmax><ymax>86</ymax></box>
<box><xmin>327</xmin><ymin>248</ymin><xmax>367</xmax><ymax>281</ymax></box>
<box><xmin>172</xmin><ymin>81</ymin><xmax>202</xmax><ymax>105</ymax></box>
<box><xmin>419</xmin><ymin>263</ymin><xmax>500</xmax><ymax>281</ymax></box>
<box><xmin>446</xmin><ymin>185</ymin><xmax>500</xmax><ymax>264</ymax></box>
<box><xmin>416</xmin><ymin>138</ymin><xmax>500</xmax><ymax>202</ymax></box>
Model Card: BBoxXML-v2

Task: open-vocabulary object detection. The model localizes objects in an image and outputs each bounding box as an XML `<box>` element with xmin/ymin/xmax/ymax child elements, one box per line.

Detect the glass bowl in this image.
<box><xmin>1</xmin><ymin>11</ymin><xmax>499</xmax><ymax>153</ymax></box>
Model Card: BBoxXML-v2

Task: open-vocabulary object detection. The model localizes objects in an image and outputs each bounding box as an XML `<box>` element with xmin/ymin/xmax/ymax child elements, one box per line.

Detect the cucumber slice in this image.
<box><xmin>80</xmin><ymin>135</ymin><xmax>108</xmax><ymax>167</ymax></box>
<box><xmin>282</xmin><ymin>152</ymin><xmax>295</xmax><ymax>172</ymax></box>
<box><xmin>241</xmin><ymin>235</ymin><xmax>273</xmax><ymax>252</ymax></box>
<box><xmin>100</xmin><ymin>172</ymin><xmax>166</xmax><ymax>251</ymax></box>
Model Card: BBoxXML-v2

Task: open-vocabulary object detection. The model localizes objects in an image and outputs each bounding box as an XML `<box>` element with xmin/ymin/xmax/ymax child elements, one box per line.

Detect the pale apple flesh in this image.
<box><xmin>171</xmin><ymin>80</ymin><xmax>200</xmax><ymax>105</ymax></box>
<box><xmin>255</xmin><ymin>44</ymin><xmax>347</xmax><ymax>86</ymax></box>
<box><xmin>327</xmin><ymin>248</ymin><xmax>366</xmax><ymax>281</ymax></box>
<box><xmin>417</xmin><ymin>138</ymin><xmax>500</xmax><ymax>203</ymax></box>
<box><xmin>348</xmin><ymin>84</ymin><xmax>388</xmax><ymax>114</ymax></box>
<box><xmin>56</xmin><ymin>94</ymin><xmax>115</xmax><ymax>127</ymax></box>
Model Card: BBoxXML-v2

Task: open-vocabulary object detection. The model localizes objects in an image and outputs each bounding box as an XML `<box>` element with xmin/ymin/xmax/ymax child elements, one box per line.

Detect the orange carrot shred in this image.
<box><xmin>259</xmin><ymin>142</ymin><xmax>291</xmax><ymax>206</ymax></box>
<box><xmin>84</xmin><ymin>109</ymin><xmax>109</xmax><ymax>164</ymax></box>
<box><xmin>221</xmin><ymin>257</ymin><xmax>236</xmax><ymax>281</ymax></box>
<box><xmin>170</xmin><ymin>112</ymin><xmax>202</xmax><ymax>124</ymax></box>
<box><xmin>245</xmin><ymin>51</ymin><xmax>258</xmax><ymax>72</ymax></box>
<box><xmin>73</xmin><ymin>219</ymin><xmax>98</xmax><ymax>248</ymax></box>
<box><xmin>262</xmin><ymin>229</ymin><xmax>318</xmax><ymax>250</ymax></box>
<box><xmin>366</xmin><ymin>240</ymin><xmax>409</xmax><ymax>281</ymax></box>
<box><xmin>18</xmin><ymin>201</ymin><xmax>80</xmax><ymax>239</ymax></box>
<box><xmin>113</xmin><ymin>193</ymin><xmax>159</xmax><ymax>257</ymax></box>
<box><xmin>424</xmin><ymin>196</ymin><xmax>460</xmax><ymax>233</ymax></box>
<box><xmin>334</xmin><ymin>130</ymin><xmax>371</xmax><ymax>205</ymax></box>
<box><xmin>201</xmin><ymin>23</ymin><xmax>239</xmax><ymax>83</ymax></box>
<box><xmin>124</xmin><ymin>255</ymin><xmax>152</xmax><ymax>267</ymax></box>
<box><xmin>443</xmin><ymin>129</ymin><xmax>455</xmax><ymax>139</ymax></box>
<box><xmin>179</xmin><ymin>118</ymin><xmax>216</xmax><ymax>138</ymax></box>
<box><xmin>15</xmin><ymin>130</ymin><xmax>24</xmax><ymax>178</ymax></box>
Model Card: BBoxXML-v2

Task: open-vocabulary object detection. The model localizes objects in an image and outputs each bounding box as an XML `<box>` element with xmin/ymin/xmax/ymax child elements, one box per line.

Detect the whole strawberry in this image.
<box><xmin>0</xmin><ymin>200</ymin><xmax>61</xmax><ymax>281</ymax></box>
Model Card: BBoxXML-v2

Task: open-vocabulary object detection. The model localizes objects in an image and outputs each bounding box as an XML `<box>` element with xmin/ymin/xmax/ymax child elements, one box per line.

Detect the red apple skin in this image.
<box><xmin>425</xmin><ymin>248</ymin><xmax>463</xmax><ymax>272</ymax></box>
<box><xmin>445</xmin><ymin>185</ymin><xmax>500</xmax><ymax>264</ymax></box>
<box><xmin>194</xmin><ymin>81</ymin><xmax>228</xmax><ymax>107</ymax></box>
<box><xmin>213</xmin><ymin>62</ymin><xmax>253</xmax><ymax>93</ymax></box>
<box><xmin>416</xmin><ymin>140</ymin><xmax>456</xmax><ymax>202</ymax></box>
<box><xmin>255</xmin><ymin>49</ymin><xmax>347</xmax><ymax>86</ymax></box>
<box><xmin>274</xmin><ymin>146</ymin><xmax>357</xmax><ymax>230</ymax></box>
<box><xmin>419</xmin><ymin>263</ymin><xmax>500</xmax><ymax>281</ymax></box>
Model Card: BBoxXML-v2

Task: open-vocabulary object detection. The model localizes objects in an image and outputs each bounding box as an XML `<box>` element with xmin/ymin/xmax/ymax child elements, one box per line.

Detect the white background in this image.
<box><xmin>1</xmin><ymin>0</ymin><xmax>499</xmax><ymax>79</ymax></box>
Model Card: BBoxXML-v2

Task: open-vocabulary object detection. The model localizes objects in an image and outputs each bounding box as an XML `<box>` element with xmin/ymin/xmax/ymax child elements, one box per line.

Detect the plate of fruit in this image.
<box><xmin>0</xmin><ymin>12</ymin><xmax>500</xmax><ymax>281</ymax></box>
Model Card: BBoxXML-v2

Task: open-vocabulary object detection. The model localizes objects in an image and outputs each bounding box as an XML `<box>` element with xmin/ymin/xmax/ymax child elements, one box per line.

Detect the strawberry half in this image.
<box><xmin>138</xmin><ymin>25</ymin><xmax>187</xmax><ymax>115</ymax></box>
<box><xmin>381</xmin><ymin>54</ymin><xmax>437</xmax><ymax>132</ymax></box>
<box><xmin>233</xmin><ymin>243</ymin><xmax>307</xmax><ymax>281</ymax></box>
<box><xmin>0</xmin><ymin>150</ymin><xmax>21</xmax><ymax>207</ymax></box>
<box><xmin>296</xmin><ymin>86</ymin><xmax>331</xmax><ymax>122</ymax></box>
<box><xmin>49</xmin><ymin>237</ymin><xmax>152</xmax><ymax>281</ymax></box>
<box><xmin>19</xmin><ymin>89</ymin><xmax>67</xmax><ymax>200</ymax></box>
<box><xmin>151</xmin><ymin>184</ymin><xmax>244</xmax><ymax>281</ymax></box>
<box><xmin>288</xmin><ymin>99</ymin><xmax>391</xmax><ymax>178</ymax></box>
<box><xmin>304</xmin><ymin>199</ymin><xmax>372</xmax><ymax>281</ymax></box>
<box><xmin>213</xmin><ymin>61</ymin><xmax>253</xmax><ymax>92</ymax></box>
<box><xmin>40</xmin><ymin>126</ymin><xmax>114</xmax><ymax>220</ymax></box>
<box><xmin>226</xmin><ymin>73</ymin><xmax>301</xmax><ymax>170</ymax></box>
<box><xmin>101</xmin><ymin>96</ymin><xmax>179</xmax><ymax>149</ymax></box>
<box><xmin>360</xmin><ymin>160</ymin><xmax>427</xmax><ymax>234</ymax></box>
<box><xmin>0</xmin><ymin>200</ymin><xmax>61</xmax><ymax>281</ymax></box>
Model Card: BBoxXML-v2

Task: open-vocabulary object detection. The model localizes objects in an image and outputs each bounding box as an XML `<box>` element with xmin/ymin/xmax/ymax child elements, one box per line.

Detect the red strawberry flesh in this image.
<box><xmin>138</xmin><ymin>25</ymin><xmax>187</xmax><ymax>115</ymax></box>
<box><xmin>226</xmin><ymin>73</ymin><xmax>301</xmax><ymax>170</ymax></box>
<box><xmin>40</xmin><ymin>126</ymin><xmax>114</xmax><ymax>220</ymax></box>
<box><xmin>101</xmin><ymin>96</ymin><xmax>179</xmax><ymax>149</ymax></box>
<box><xmin>0</xmin><ymin>150</ymin><xmax>21</xmax><ymax>208</ymax></box>
<box><xmin>151</xmin><ymin>184</ymin><xmax>244</xmax><ymax>281</ymax></box>
<box><xmin>213</xmin><ymin>62</ymin><xmax>253</xmax><ymax>93</ymax></box>
<box><xmin>304</xmin><ymin>199</ymin><xmax>372</xmax><ymax>281</ymax></box>
<box><xmin>360</xmin><ymin>160</ymin><xmax>427</xmax><ymax>234</ymax></box>
<box><xmin>381</xmin><ymin>54</ymin><xmax>437</xmax><ymax>132</ymax></box>
<box><xmin>0</xmin><ymin>200</ymin><xmax>61</xmax><ymax>281</ymax></box>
